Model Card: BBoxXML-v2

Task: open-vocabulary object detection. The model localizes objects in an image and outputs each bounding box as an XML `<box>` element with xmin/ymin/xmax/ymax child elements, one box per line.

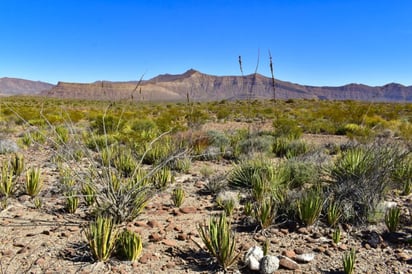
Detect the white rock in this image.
<box><xmin>295</xmin><ymin>253</ymin><xmax>315</xmax><ymax>263</ymax></box>
<box><xmin>244</xmin><ymin>246</ymin><xmax>264</xmax><ymax>271</ymax></box>
<box><xmin>259</xmin><ymin>255</ymin><xmax>280</xmax><ymax>274</ymax></box>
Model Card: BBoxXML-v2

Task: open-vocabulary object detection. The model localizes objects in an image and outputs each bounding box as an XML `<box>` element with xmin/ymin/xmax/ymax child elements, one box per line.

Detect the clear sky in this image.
<box><xmin>1</xmin><ymin>0</ymin><xmax>412</xmax><ymax>86</ymax></box>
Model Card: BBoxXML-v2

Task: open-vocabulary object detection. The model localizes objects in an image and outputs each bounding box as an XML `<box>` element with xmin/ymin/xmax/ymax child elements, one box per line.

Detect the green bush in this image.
<box><xmin>25</xmin><ymin>167</ymin><xmax>43</xmax><ymax>197</ymax></box>
<box><xmin>297</xmin><ymin>187</ymin><xmax>324</xmax><ymax>226</ymax></box>
<box><xmin>116</xmin><ymin>230</ymin><xmax>143</xmax><ymax>261</ymax></box>
<box><xmin>85</xmin><ymin>216</ymin><xmax>118</xmax><ymax>262</ymax></box>
<box><xmin>327</xmin><ymin>143</ymin><xmax>402</xmax><ymax>224</ymax></box>
<box><xmin>197</xmin><ymin>213</ymin><xmax>239</xmax><ymax>270</ymax></box>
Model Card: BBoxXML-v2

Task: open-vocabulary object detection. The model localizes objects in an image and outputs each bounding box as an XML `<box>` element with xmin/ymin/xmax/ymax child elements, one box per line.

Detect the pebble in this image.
<box><xmin>278</xmin><ymin>256</ymin><xmax>300</xmax><ymax>270</ymax></box>
<box><xmin>147</xmin><ymin>220</ymin><xmax>161</xmax><ymax>228</ymax></box>
<box><xmin>179</xmin><ymin>206</ymin><xmax>197</xmax><ymax>214</ymax></box>
<box><xmin>282</xmin><ymin>250</ymin><xmax>296</xmax><ymax>259</ymax></box>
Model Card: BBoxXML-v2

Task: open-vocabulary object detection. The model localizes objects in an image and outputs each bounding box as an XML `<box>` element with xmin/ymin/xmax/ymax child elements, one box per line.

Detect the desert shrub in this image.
<box><xmin>283</xmin><ymin>159</ymin><xmax>319</xmax><ymax>189</ymax></box>
<box><xmin>272</xmin><ymin>115</ymin><xmax>302</xmax><ymax>139</ymax></box>
<box><xmin>273</xmin><ymin>137</ymin><xmax>309</xmax><ymax>158</ymax></box>
<box><xmin>392</xmin><ymin>154</ymin><xmax>412</xmax><ymax>195</ymax></box>
<box><xmin>254</xmin><ymin>196</ymin><xmax>278</xmax><ymax>229</ymax></box>
<box><xmin>326</xmin><ymin>200</ymin><xmax>343</xmax><ymax>228</ymax></box>
<box><xmin>216</xmin><ymin>191</ymin><xmax>239</xmax><ymax>217</ymax></box>
<box><xmin>238</xmin><ymin>134</ymin><xmax>275</xmax><ymax>155</ymax></box>
<box><xmin>91</xmin><ymin>114</ymin><xmax>125</xmax><ymax>135</ymax></box>
<box><xmin>385</xmin><ymin>206</ymin><xmax>401</xmax><ymax>233</ymax></box>
<box><xmin>65</xmin><ymin>190</ymin><xmax>79</xmax><ymax>213</ymax></box>
<box><xmin>0</xmin><ymin>162</ymin><xmax>15</xmax><ymax>197</ymax></box>
<box><xmin>113</xmin><ymin>148</ymin><xmax>137</xmax><ymax>178</ymax></box>
<box><xmin>85</xmin><ymin>216</ymin><xmax>118</xmax><ymax>262</ymax></box>
<box><xmin>150</xmin><ymin>167</ymin><xmax>173</xmax><ymax>190</ymax></box>
<box><xmin>197</xmin><ymin>213</ymin><xmax>239</xmax><ymax>271</ymax></box>
<box><xmin>172</xmin><ymin>186</ymin><xmax>185</xmax><ymax>208</ymax></box>
<box><xmin>296</xmin><ymin>187</ymin><xmax>324</xmax><ymax>226</ymax></box>
<box><xmin>54</xmin><ymin>125</ymin><xmax>70</xmax><ymax>144</ymax></box>
<box><xmin>25</xmin><ymin>167</ymin><xmax>42</xmax><ymax>197</ymax></box>
<box><xmin>342</xmin><ymin>248</ymin><xmax>356</xmax><ymax>274</ymax></box>
<box><xmin>10</xmin><ymin>153</ymin><xmax>24</xmax><ymax>177</ymax></box>
<box><xmin>85</xmin><ymin>134</ymin><xmax>117</xmax><ymax>151</ymax></box>
<box><xmin>168</xmin><ymin>157</ymin><xmax>191</xmax><ymax>173</ymax></box>
<box><xmin>326</xmin><ymin>142</ymin><xmax>404</xmax><ymax>224</ymax></box>
<box><xmin>116</xmin><ymin>230</ymin><xmax>143</xmax><ymax>261</ymax></box>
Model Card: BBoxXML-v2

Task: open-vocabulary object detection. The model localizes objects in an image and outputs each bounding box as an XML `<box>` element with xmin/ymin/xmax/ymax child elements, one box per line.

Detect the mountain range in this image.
<box><xmin>1</xmin><ymin>69</ymin><xmax>412</xmax><ymax>102</ymax></box>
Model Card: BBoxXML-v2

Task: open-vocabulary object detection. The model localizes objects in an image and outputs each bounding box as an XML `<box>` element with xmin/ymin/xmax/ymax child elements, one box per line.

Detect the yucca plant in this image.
<box><xmin>327</xmin><ymin>200</ymin><xmax>342</xmax><ymax>228</ymax></box>
<box><xmin>384</xmin><ymin>206</ymin><xmax>401</xmax><ymax>233</ymax></box>
<box><xmin>25</xmin><ymin>167</ymin><xmax>43</xmax><ymax>197</ymax></box>
<box><xmin>55</xmin><ymin>125</ymin><xmax>69</xmax><ymax>144</ymax></box>
<box><xmin>254</xmin><ymin>197</ymin><xmax>277</xmax><ymax>229</ymax></box>
<box><xmin>342</xmin><ymin>248</ymin><xmax>356</xmax><ymax>274</ymax></box>
<box><xmin>10</xmin><ymin>153</ymin><xmax>24</xmax><ymax>177</ymax></box>
<box><xmin>82</xmin><ymin>182</ymin><xmax>97</xmax><ymax>206</ymax></box>
<box><xmin>332</xmin><ymin>227</ymin><xmax>341</xmax><ymax>244</ymax></box>
<box><xmin>151</xmin><ymin>167</ymin><xmax>173</xmax><ymax>190</ymax></box>
<box><xmin>0</xmin><ymin>163</ymin><xmax>15</xmax><ymax>197</ymax></box>
<box><xmin>297</xmin><ymin>188</ymin><xmax>324</xmax><ymax>226</ymax></box>
<box><xmin>197</xmin><ymin>213</ymin><xmax>239</xmax><ymax>271</ymax></box>
<box><xmin>85</xmin><ymin>216</ymin><xmax>119</xmax><ymax>262</ymax></box>
<box><xmin>171</xmin><ymin>186</ymin><xmax>185</xmax><ymax>208</ymax></box>
<box><xmin>113</xmin><ymin>148</ymin><xmax>137</xmax><ymax>178</ymax></box>
<box><xmin>65</xmin><ymin>190</ymin><xmax>80</xmax><ymax>213</ymax></box>
<box><xmin>116</xmin><ymin>230</ymin><xmax>143</xmax><ymax>261</ymax></box>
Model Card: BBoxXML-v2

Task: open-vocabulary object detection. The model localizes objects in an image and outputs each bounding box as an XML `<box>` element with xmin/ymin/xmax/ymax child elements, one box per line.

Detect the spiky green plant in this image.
<box><xmin>10</xmin><ymin>153</ymin><xmax>24</xmax><ymax>177</ymax></box>
<box><xmin>151</xmin><ymin>167</ymin><xmax>173</xmax><ymax>190</ymax></box>
<box><xmin>116</xmin><ymin>230</ymin><xmax>143</xmax><ymax>261</ymax></box>
<box><xmin>332</xmin><ymin>227</ymin><xmax>341</xmax><ymax>244</ymax></box>
<box><xmin>82</xmin><ymin>182</ymin><xmax>96</xmax><ymax>206</ymax></box>
<box><xmin>385</xmin><ymin>206</ymin><xmax>401</xmax><ymax>233</ymax></box>
<box><xmin>0</xmin><ymin>163</ymin><xmax>15</xmax><ymax>197</ymax></box>
<box><xmin>254</xmin><ymin>197</ymin><xmax>277</xmax><ymax>229</ymax></box>
<box><xmin>172</xmin><ymin>186</ymin><xmax>185</xmax><ymax>208</ymax></box>
<box><xmin>342</xmin><ymin>248</ymin><xmax>356</xmax><ymax>274</ymax></box>
<box><xmin>197</xmin><ymin>213</ymin><xmax>239</xmax><ymax>271</ymax></box>
<box><xmin>327</xmin><ymin>200</ymin><xmax>342</xmax><ymax>228</ymax></box>
<box><xmin>297</xmin><ymin>188</ymin><xmax>324</xmax><ymax>226</ymax></box>
<box><xmin>25</xmin><ymin>167</ymin><xmax>43</xmax><ymax>197</ymax></box>
<box><xmin>85</xmin><ymin>216</ymin><xmax>118</xmax><ymax>262</ymax></box>
<box><xmin>65</xmin><ymin>190</ymin><xmax>80</xmax><ymax>213</ymax></box>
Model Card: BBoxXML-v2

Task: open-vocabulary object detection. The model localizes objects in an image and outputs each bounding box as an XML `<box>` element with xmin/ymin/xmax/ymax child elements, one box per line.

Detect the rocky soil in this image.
<box><xmin>0</xmin><ymin>132</ymin><xmax>411</xmax><ymax>274</ymax></box>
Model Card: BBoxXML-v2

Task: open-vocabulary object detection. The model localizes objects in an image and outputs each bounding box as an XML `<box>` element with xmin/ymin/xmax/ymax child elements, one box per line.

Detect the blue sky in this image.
<box><xmin>1</xmin><ymin>0</ymin><xmax>412</xmax><ymax>86</ymax></box>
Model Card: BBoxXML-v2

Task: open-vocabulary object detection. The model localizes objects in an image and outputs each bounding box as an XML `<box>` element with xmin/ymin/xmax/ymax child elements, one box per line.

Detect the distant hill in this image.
<box><xmin>0</xmin><ymin>77</ymin><xmax>54</xmax><ymax>96</ymax></box>
<box><xmin>6</xmin><ymin>69</ymin><xmax>412</xmax><ymax>102</ymax></box>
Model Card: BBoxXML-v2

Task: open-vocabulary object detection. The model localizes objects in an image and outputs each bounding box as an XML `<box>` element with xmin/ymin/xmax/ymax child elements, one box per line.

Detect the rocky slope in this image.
<box><xmin>0</xmin><ymin>77</ymin><xmax>54</xmax><ymax>96</ymax></box>
<box><xmin>44</xmin><ymin>69</ymin><xmax>412</xmax><ymax>102</ymax></box>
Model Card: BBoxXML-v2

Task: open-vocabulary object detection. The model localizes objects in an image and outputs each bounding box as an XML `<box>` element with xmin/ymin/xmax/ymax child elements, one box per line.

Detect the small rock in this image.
<box><xmin>179</xmin><ymin>206</ymin><xmax>197</xmax><ymax>214</ymax></box>
<box><xmin>313</xmin><ymin>246</ymin><xmax>326</xmax><ymax>253</ymax></box>
<box><xmin>162</xmin><ymin>239</ymin><xmax>177</xmax><ymax>247</ymax></box>
<box><xmin>282</xmin><ymin>250</ymin><xmax>296</xmax><ymax>259</ymax></box>
<box><xmin>35</xmin><ymin>257</ymin><xmax>46</xmax><ymax>266</ymax></box>
<box><xmin>177</xmin><ymin>233</ymin><xmax>188</xmax><ymax>241</ymax></box>
<box><xmin>396</xmin><ymin>252</ymin><xmax>411</xmax><ymax>262</ymax></box>
<box><xmin>324</xmin><ymin>250</ymin><xmax>333</xmax><ymax>257</ymax></box>
<box><xmin>295</xmin><ymin>253</ymin><xmax>315</xmax><ymax>263</ymax></box>
<box><xmin>147</xmin><ymin>220</ymin><xmax>161</xmax><ymax>228</ymax></box>
<box><xmin>149</xmin><ymin>233</ymin><xmax>163</xmax><ymax>242</ymax></box>
<box><xmin>294</xmin><ymin>248</ymin><xmax>305</xmax><ymax>255</ymax></box>
<box><xmin>41</xmin><ymin>230</ymin><xmax>51</xmax><ymax>235</ymax></box>
<box><xmin>139</xmin><ymin>253</ymin><xmax>156</xmax><ymax>264</ymax></box>
<box><xmin>278</xmin><ymin>256</ymin><xmax>299</xmax><ymax>270</ymax></box>
<box><xmin>297</xmin><ymin>227</ymin><xmax>309</xmax><ymax>234</ymax></box>
<box><xmin>259</xmin><ymin>255</ymin><xmax>279</xmax><ymax>274</ymax></box>
<box><xmin>244</xmin><ymin>246</ymin><xmax>264</xmax><ymax>271</ymax></box>
<box><xmin>1</xmin><ymin>250</ymin><xmax>14</xmax><ymax>256</ymax></box>
<box><xmin>134</xmin><ymin>221</ymin><xmax>149</xmax><ymax>227</ymax></box>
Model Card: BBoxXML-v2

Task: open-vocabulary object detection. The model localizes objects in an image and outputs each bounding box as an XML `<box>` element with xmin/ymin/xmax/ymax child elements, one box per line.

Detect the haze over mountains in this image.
<box><xmin>1</xmin><ymin>70</ymin><xmax>412</xmax><ymax>102</ymax></box>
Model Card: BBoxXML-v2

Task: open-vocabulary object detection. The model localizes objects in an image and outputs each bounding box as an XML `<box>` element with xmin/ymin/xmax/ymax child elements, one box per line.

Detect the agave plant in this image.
<box><xmin>197</xmin><ymin>213</ymin><xmax>239</xmax><ymax>270</ymax></box>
